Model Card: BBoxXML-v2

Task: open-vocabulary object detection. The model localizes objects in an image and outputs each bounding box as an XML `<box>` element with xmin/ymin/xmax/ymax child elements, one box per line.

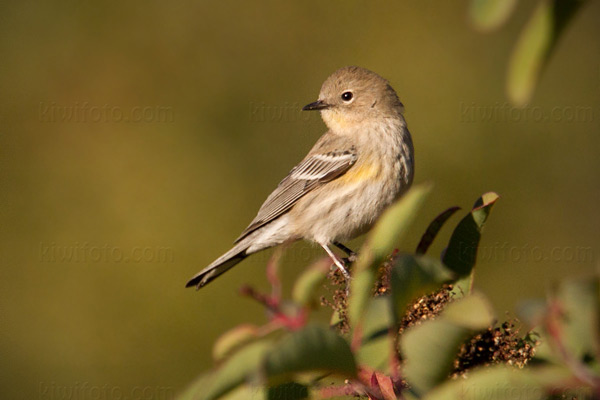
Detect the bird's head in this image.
<box><xmin>303</xmin><ymin>66</ymin><xmax>404</xmax><ymax>132</ymax></box>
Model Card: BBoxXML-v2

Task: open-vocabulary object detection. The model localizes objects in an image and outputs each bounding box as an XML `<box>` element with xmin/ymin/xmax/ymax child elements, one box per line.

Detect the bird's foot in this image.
<box><xmin>321</xmin><ymin>242</ymin><xmax>355</xmax><ymax>297</ymax></box>
<box><xmin>341</xmin><ymin>254</ymin><xmax>357</xmax><ymax>265</ymax></box>
<box><xmin>332</xmin><ymin>259</ymin><xmax>352</xmax><ymax>298</ymax></box>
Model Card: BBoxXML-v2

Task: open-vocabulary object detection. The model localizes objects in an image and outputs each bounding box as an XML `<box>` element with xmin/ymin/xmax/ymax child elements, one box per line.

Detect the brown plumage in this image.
<box><xmin>187</xmin><ymin>66</ymin><xmax>414</xmax><ymax>289</ymax></box>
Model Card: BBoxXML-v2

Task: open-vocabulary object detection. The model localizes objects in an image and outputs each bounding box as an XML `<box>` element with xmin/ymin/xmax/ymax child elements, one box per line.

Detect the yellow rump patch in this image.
<box><xmin>340</xmin><ymin>163</ymin><xmax>381</xmax><ymax>184</ymax></box>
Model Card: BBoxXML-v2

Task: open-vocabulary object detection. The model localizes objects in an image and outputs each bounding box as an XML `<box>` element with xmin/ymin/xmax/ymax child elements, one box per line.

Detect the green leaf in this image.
<box><xmin>349</xmin><ymin>184</ymin><xmax>432</xmax><ymax>327</ymax></box>
<box><xmin>363</xmin><ymin>183</ymin><xmax>434</xmax><ymax>270</ymax></box>
<box><xmin>424</xmin><ymin>364</ymin><xmax>573</xmax><ymax>400</ymax></box>
<box><xmin>442</xmin><ymin>192</ymin><xmax>499</xmax><ymax>295</ymax></box>
<box><xmin>177</xmin><ymin>372</ymin><xmax>212</xmax><ymax>400</ymax></box>
<box><xmin>403</xmin><ymin>322</ymin><xmax>465</xmax><ymax>395</ymax></box>
<box><xmin>199</xmin><ymin>325</ymin><xmax>357</xmax><ymax>400</ymax></box>
<box><xmin>358</xmin><ymin>336</ymin><xmax>394</xmax><ymax>375</ymax></box>
<box><xmin>362</xmin><ymin>296</ymin><xmax>394</xmax><ymax>341</ymax></box>
<box><xmin>507</xmin><ymin>0</ymin><xmax>587</xmax><ymax>106</ymax></box>
<box><xmin>416</xmin><ymin>207</ymin><xmax>461</xmax><ymax>255</ymax></box>
<box><xmin>441</xmin><ymin>292</ymin><xmax>495</xmax><ymax>329</ymax></box>
<box><xmin>469</xmin><ymin>0</ymin><xmax>518</xmax><ymax>32</ymax></box>
<box><xmin>213</xmin><ymin>324</ymin><xmax>261</xmax><ymax>362</ymax></box>
<box><xmin>267</xmin><ymin>382</ymin><xmax>309</xmax><ymax>400</ymax></box>
<box><xmin>401</xmin><ymin>293</ymin><xmax>495</xmax><ymax>395</ymax></box>
<box><xmin>357</xmin><ymin>297</ymin><xmax>395</xmax><ymax>373</ymax></box>
<box><xmin>390</xmin><ymin>254</ymin><xmax>455</xmax><ymax>324</ymax></box>
<box><xmin>556</xmin><ymin>276</ymin><xmax>600</xmax><ymax>364</ymax></box>
<box><xmin>329</xmin><ymin>306</ymin><xmax>344</xmax><ymax>329</ymax></box>
<box><xmin>203</xmin><ymin>340</ymin><xmax>273</xmax><ymax>400</ymax></box>
<box><xmin>220</xmin><ymin>385</ymin><xmax>265</xmax><ymax>400</ymax></box>
<box><xmin>264</xmin><ymin>324</ymin><xmax>357</xmax><ymax>381</ymax></box>
<box><xmin>292</xmin><ymin>258</ymin><xmax>330</xmax><ymax>307</ymax></box>
<box><xmin>520</xmin><ymin>276</ymin><xmax>600</xmax><ymax>368</ymax></box>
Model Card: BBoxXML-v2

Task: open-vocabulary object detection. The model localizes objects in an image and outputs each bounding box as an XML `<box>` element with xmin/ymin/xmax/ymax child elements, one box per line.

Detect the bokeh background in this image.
<box><xmin>1</xmin><ymin>1</ymin><xmax>599</xmax><ymax>399</ymax></box>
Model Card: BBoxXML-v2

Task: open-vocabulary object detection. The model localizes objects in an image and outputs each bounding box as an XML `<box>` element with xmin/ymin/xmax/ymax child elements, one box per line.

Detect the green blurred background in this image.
<box><xmin>1</xmin><ymin>1</ymin><xmax>599</xmax><ymax>398</ymax></box>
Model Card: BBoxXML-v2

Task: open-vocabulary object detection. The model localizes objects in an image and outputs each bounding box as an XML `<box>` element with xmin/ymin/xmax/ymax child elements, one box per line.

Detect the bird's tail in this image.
<box><xmin>186</xmin><ymin>241</ymin><xmax>249</xmax><ymax>289</ymax></box>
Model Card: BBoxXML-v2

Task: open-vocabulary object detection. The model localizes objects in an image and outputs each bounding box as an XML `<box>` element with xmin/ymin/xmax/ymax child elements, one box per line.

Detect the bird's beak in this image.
<box><xmin>302</xmin><ymin>100</ymin><xmax>330</xmax><ymax>111</ymax></box>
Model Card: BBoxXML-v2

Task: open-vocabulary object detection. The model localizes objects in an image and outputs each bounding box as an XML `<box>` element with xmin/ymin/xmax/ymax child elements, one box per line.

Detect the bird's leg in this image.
<box><xmin>320</xmin><ymin>243</ymin><xmax>352</xmax><ymax>296</ymax></box>
<box><xmin>321</xmin><ymin>244</ymin><xmax>351</xmax><ymax>280</ymax></box>
<box><xmin>334</xmin><ymin>241</ymin><xmax>357</xmax><ymax>263</ymax></box>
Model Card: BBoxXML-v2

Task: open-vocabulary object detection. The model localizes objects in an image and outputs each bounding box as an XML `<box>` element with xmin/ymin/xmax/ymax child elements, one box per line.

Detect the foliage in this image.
<box><xmin>468</xmin><ymin>0</ymin><xmax>588</xmax><ymax>106</ymax></box>
<box><xmin>178</xmin><ymin>186</ymin><xmax>600</xmax><ymax>399</ymax></box>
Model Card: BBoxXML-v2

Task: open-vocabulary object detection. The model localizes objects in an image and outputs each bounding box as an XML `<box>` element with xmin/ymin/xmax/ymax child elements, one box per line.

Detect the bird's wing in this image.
<box><xmin>235</xmin><ymin>146</ymin><xmax>358</xmax><ymax>242</ymax></box>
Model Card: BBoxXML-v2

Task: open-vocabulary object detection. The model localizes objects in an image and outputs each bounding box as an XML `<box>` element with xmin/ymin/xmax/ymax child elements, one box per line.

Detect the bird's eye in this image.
<box><xmin>341</xmin><ymin>91</ymin><xmax>353</xmax><ymax>102</ymax></box>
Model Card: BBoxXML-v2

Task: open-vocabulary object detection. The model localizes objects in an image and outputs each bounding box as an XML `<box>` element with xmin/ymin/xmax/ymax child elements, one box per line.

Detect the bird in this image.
<box><xmin>186</xmin><ymin>66</ymin><xmax>414</xmax><ymax>289</ymax></box>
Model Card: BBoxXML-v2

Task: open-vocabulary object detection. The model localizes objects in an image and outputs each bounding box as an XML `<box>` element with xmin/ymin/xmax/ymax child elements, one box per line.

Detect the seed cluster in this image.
<box><xmin>320</xmin><ymin>256</ymin><xmax>538</xmax><ymax>376</ymax></box>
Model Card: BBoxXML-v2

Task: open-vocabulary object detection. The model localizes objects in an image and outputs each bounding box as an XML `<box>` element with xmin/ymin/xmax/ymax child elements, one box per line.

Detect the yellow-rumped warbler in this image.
<box><xmin>187</xmin><ymin>66</ymin><xmax>414</xmax><ymax>289</ymax></box>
